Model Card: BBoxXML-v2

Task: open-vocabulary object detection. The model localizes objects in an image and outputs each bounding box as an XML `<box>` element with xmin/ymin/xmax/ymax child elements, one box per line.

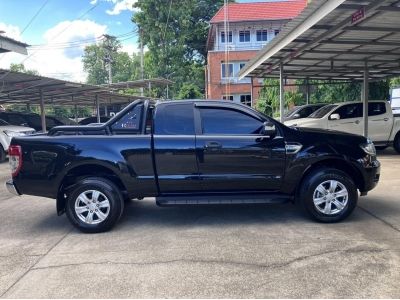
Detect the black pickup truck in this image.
<box><xmin>6</xmin><ymin>100</ymin><xmax>380</xmax><ymax>233</ymax></box>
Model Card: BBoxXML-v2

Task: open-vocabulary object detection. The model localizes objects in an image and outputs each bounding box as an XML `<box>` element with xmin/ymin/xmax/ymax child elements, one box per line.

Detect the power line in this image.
<box><xmin>162</xmin><ymin>0</ymin><xmax>173</xmax><ymax>42</ymax></box>
<box><xmin>21</xmin><ymin>0</ymin><xmax>51</xmax><ymax>35</ymax></box>
<box><xmin>0</xmin><ymin>0</ymin><xmax>50</xmax><ymax>63</ymax></box>
<box><xmin>0</xmin><ymin>2</ymin><xmax>100</xmax><ymax>81</ymax></box>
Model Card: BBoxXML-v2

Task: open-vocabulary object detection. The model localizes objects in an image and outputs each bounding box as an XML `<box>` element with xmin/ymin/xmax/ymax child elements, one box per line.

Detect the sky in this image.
<box><xmin>0</xmin><ymin>0</ymin><xmax>282</xmax><ymax>82</ymax></box>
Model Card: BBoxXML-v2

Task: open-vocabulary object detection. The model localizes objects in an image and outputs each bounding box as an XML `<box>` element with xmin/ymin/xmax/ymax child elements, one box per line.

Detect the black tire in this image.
<box><xmin>375</xmin><ymin>145</ymin><xmax>388</xmax><ymax>151</ymax></box>
<box><xmin>297</xmin><ymin>168</ymin><xmax>358</xmax><ymax>223</ymax></box>
<box><xmin>394</xmin><ymin>133</ymin><xmax>400</xmax><ymax>154</ymax></box>
<box><xmin>66</xmin><ymin>177</ymin><xmax>124</xmax><ymax>233</ymax></box>
<box><xmin>0</xmin><ymin>145</ymin><xmax>6</xmax><ymax>163</ymax></box>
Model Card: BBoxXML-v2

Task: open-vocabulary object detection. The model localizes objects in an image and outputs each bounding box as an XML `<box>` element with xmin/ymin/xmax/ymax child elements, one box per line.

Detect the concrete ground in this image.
<box><xmin>0</xmin><ymin>150</ymin><xmax>400</xmax><ymax>298</ymax></box>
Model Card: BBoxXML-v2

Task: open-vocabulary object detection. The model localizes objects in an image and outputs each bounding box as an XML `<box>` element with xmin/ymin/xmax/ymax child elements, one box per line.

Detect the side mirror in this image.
<box><xmin>263</xmin><ymin>122</ymin><xmax>276</xmax><ymax>138</ymax></box>
<box><xmin>330</xmin><ymin>113</ymin><xmax>340</xmax><ymax>120</ymax></box>
<box><xmin>293</xmin><ymin>113</ymin><xmax>301</xmax><ymax>119</ymax></box>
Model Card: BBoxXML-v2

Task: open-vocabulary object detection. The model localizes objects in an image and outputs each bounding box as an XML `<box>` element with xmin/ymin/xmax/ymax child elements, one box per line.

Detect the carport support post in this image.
<box><xmin>39</xmin><ymin>89</ymin><xmax>46</xmax><ymax>132</ymax></box>
<box><xmin>306</xmin><ymin>77</ymin><xmax>310</xmax><ymax>105</ymax></box>
<box><xmin>96</xmin><ymin>94</ymin><xmax>100</xmax><ymax>123</ymax></box>
<box><xmin>362</xmin><ymin>61</ymin><xmax>369</xmax><ymax>138</ymax></box>
<box><xmin>279</xmin><ymin>63</ymin><xmax>285</xmax><ymax>123</ymax></box>
<box><xmin>74</xmin><ymin>104</ymin><xmax>78</xmax><ymax>122</ymax></box>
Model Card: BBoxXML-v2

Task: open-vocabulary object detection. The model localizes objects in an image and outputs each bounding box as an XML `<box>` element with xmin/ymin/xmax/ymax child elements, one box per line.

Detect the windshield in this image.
<box><xmin>0</xmin><ymin>119</ymin><xmax>9</xmax><ymax>126</ymax></box>
<box><xmin>309</xmin><ymin>104</ymin><xmax>338</xmax><ymax>118</ymax></box>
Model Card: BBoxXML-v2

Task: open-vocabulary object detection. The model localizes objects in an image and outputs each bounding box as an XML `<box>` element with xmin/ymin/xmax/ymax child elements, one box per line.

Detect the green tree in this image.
<box><xmin>257</xmin><ymin>78</ymin><xmax>279</xmax><ymax>116</ymax></box>
<box><xmin>176</xmin><ymin>83</ymin><xmax>202</xmax><ymax>99</ymax></box>
<box><xmin>132</xmin><ymin>0</ymin><xmax>232</xmax><ymax>98</ymax></box>
<box><xmin>82</xmin><ymin>37</ymin><xmax>142</xmax><ymax>85</ymax></box>
<box><xmin>10</xmin><ymin>63</ymin><xmax>39</xmax><ymax>75</ymax></box>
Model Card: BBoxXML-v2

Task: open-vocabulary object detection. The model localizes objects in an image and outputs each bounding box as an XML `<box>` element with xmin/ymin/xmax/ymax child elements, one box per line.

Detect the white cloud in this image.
<box><xmin>0</xmin><ymin>20</ymin><xmax>107</xmax><ymax>82</ymax></box>
<box><xmin>106</xmin><ymin>0</ymin><xmax>138</xmax><ymax>15</ymax></box>
<box><xmin>0</xmin><ymin>22</ymin><xmax>22</xmax><ymax>41</ymax></box>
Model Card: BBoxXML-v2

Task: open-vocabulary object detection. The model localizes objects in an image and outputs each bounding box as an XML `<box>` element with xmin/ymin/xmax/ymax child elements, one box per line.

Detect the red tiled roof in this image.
<box><xmin>210</xmin><ymin>0</ymin><xmax>307</xmax><ymax>24</ymax></box>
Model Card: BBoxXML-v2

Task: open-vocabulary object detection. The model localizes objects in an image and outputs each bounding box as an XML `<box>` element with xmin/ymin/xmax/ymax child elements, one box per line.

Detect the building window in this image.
<box><xmin>239</xmin><ymin>62</ymin><xmax>246</xmax><ymax>70</ymax></box>
<box><xmin>239</xmin><ymin>30</ymin><xmax>251</xmax><ymax>43</ymax></box>
<box><xmin>221</xmin><ymin>31</ymin><xmax>232</xmax><ymax>43</ymax></box>
<box><xmin>274</xmin><ymin>29</ymin><xmax>280</xmax><ymax>36</ymax></box>
<box><xmin>223</xmin><ymin>95</ymin><xmax>234</xmax><ymax>101</ymax></box>
<box><xmin>221</xmin><ymin>63</ymin><xmax>234</xmax><ymax>78</ymax></box>
<box><xmin>256</xmin><ymin>30</ymin><xmax>268</xmax><ymax>42</ymax></box>
<box><xmin>240</xmin><ymin>95</ymin><xmax>252</xmax><ymax>107</ymax></box>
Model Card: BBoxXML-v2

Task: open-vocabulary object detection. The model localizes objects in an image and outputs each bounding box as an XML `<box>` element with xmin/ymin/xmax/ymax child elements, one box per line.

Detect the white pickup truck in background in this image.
<box><xmin>284</xmin><ymin>100</ymin><xmax>400</xmax><ymax>153</ymax></box>
<box><xmin>391</xmin><ymin>87</ymin><xmax>400</xmax><ymax>116</ymax></box>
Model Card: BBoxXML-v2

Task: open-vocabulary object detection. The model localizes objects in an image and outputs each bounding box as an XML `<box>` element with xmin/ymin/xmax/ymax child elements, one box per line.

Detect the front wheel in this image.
<box><xmin>394</xmin><ymin>133</ymin><xmax>400</xmax><ymax>154</ymax></box>
<box><xmin>66</xmin><ymin>177</ymin><xmax>124</xmax><ymax>233</ymax></box>
<box><xmin>297</xmin><ymin>169</ymin><xmax>358</xmax><ymax>223</ymax></box>
<box><xmin>0</xmin><ymin>145</ymin><xmax>6</xmax><ymax>163</ymax></box>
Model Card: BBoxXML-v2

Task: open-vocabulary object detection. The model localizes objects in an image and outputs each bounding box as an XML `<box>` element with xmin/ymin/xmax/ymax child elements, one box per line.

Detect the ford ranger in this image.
<box><xmin>6</xmin><ymin>100</ymin><xmax>380</xmax><ymax>233</ymax></box>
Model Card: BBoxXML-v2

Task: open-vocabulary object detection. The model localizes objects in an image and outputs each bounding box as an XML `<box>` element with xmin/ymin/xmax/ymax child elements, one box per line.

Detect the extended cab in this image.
<box><xmin>284</xmin><ymin>101</ymin><xmax>400</xmax><ymax>152</ymax></box>
<box><xmin>6</xmin><ymin>100</ymin><xmax>380</xmax><ymax>233</ymax></box>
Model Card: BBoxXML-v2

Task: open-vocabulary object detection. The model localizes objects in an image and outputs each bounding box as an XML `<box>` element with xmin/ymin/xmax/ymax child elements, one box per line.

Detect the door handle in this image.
<box><xmin>384</xmin><ymin>118</ymin><xmax>389</xmax><ymax>121</ymax></box>
<box><xmin>204</xmin><ymin>141</ymin><xmax>222</xmax><ymax>149</ymax></box>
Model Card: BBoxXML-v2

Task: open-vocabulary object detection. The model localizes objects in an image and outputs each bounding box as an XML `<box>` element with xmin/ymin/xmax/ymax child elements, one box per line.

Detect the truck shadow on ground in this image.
<box><xmin>26</xmin><ymin>195</ymin><xmax>397</xmax><ymax>233</ymax></box>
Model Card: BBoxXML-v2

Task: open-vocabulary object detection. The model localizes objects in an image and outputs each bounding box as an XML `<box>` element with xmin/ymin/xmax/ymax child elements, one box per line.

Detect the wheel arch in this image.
<box><xmin>56</xmin><ymin>163</ymin><xmax>127</xmax><ymax>216</ymax></box>
<box><xmin>295</xmin><ymin>158</ymin><xmax>364</xmax><ymax>200</ymax></box>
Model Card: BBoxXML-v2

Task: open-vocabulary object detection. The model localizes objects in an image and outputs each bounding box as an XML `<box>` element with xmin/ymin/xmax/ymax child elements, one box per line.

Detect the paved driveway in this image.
<box><xmin>0</xmin><ymin>150</ymin><xmax>400</xmax><ymax>298</ymax></box>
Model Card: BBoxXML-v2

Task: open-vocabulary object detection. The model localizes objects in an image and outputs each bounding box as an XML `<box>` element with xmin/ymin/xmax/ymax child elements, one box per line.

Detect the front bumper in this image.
<box><xmin>359</xmin><ymin>158</ymin><xmax>381</xmax><ymax>194</ymax></box>
<box><xmin>6</xmin><ymin>179</ymin><xmax>20</xmax><ymax>196</ymax></box>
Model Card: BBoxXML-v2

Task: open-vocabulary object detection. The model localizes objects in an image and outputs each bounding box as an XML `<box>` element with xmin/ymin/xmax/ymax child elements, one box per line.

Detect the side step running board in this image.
<box><xmin>156</xmin><ymin>193</ymin><xmax>292</xmax><ymax>206</ymax></box>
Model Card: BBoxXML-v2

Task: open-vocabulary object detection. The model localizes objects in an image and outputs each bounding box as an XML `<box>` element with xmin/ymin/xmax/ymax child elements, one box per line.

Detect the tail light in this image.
<box><xmin>8</xmin><ymin>145</ymin><xmax>22</xmax><ymax>177</ymax></box>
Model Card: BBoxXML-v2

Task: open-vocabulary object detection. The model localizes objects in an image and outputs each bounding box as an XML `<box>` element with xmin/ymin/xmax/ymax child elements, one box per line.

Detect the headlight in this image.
<box><xmin>3</xmin><ymin>131</ymin><xmax>26</xmax><ymax>137</ymax></box>
<box><xmin>360</xmin><ymin>139</ymin><xmax>376</xmax><ymax>156</ymax></box>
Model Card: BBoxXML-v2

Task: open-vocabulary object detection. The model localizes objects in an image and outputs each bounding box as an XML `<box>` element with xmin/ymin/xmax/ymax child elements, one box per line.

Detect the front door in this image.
<box><xmin>328</xmin><ymin>103</ymin><xmax>363</xmax><ymax>136</ymax></box>
<box><xmin>195</xmin><ymin>105</ymin><xmax>286</xmax><ymax>192</ymax></box>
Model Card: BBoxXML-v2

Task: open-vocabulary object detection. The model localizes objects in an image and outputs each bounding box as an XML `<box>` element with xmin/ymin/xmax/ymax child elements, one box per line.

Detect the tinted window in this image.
<box><xmin>200</xmin><ymin>108</ymin><xmax>263</xmax><ymax>135</ymax></box>
<box><xmin>298</xmin><ymin>107</ymin><xmax>313</xmax><ymax>118</ymax></box>
<box><xmin>333</xmin><ymin>103</ymin><xmax>362</xmax><ymax>119</ymax></box>
<box><xmin>7</xmin><ymin>114</ymin><xmax>28</xmax><ymax>126</ymax></box>
<box><xmin>155</xmin><ymin>104</ymin><xmax>194</xmax><ymax>135</ymax></box>
<box><xmin>368</xmin><ymin>102</ymin><xmax>386</xmax><ymax>116</ymax></box>
<box><xmin>112</xmin><ymin>103</ymin><xmax>143</xmax><ymax>132</ymax></box>
<box><xmin>309</xmin><ymin>105</ymin><xmax>338</xmax><ymax>118</ymax></box>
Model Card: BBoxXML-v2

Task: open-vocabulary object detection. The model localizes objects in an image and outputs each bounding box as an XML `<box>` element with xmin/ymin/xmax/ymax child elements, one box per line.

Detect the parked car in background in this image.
<box><xmin>79</xmin><ymin>116</ymin><xmax>110</xmax><ymax>125</ymax></box>
<box><xmin>7</xmin><ymin>100</ymin><xmax>380</xmax><ymax>232</ymax></box>
<box><xmin>0</xmin><ymin>119</ymin><xmax>35</xmax><ymax>162</ymax></box>
<box><xmin>284</xmin><ymin>104</ymin><xmax>327</xmax><ymax>121</ymax></box>
<box><xmin>284</xmin><ymin>101</ymin><xmax>400</xmax><ymax>152</ymax></box>
<box><xmin>0</xmin><ymin>111</ymin><xmax>77</xmax><ymax>132</ymax></box>
<box><xmin>391</xmin><ymin>87</ymin><xmax>400</xmax><ymax>116</ymax></box>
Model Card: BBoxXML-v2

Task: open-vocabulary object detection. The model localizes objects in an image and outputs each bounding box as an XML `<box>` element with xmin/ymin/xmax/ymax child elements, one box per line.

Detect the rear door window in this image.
<box><xmin>368</xmin><ymin>102</ymin><xmax>386</xmax><ymax>116</ymax></box>
<box><xmin>154</xmin><ymin>103</ymin><xmax>195</xmax><ymax>135</ymax></box>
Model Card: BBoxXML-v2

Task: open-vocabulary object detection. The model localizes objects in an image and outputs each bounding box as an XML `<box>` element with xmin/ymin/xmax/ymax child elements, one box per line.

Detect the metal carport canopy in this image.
<box><xmin>238</xmin><ymin>0</ymin><xmax>400</xmax><ymax>137</ymax></box>
<box><xmin>0</xmin><ymin>69</ymin><xmax>150</xmax><ymax>132</ymax></box>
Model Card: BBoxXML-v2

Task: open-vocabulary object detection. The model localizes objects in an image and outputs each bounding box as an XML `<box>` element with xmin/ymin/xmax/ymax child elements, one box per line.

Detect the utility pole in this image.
<box><xmin>140</xmin><ymin>27</ymin><xmax>144</xmax><ymax>97</ymax></box>
<box><xmin>102</xmin><ymin>34</ymin><xmax>116</xmax><ymax>85</ymax></box>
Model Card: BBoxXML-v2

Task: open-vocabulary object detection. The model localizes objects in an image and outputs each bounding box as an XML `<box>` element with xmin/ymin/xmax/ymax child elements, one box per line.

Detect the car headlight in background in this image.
<box><xmin>3</xmin><ymin>131</ymin><xmax>27</xmax><ymax>137</ymax></box>
<box><xmin>360</xmin><ymin>139</ymin><xmax>376</xmax><ymax>156</ymax></box>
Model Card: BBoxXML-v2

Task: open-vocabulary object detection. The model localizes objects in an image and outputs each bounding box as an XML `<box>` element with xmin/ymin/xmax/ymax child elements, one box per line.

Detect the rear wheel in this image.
<box><xmin>394</xmin><ymin>133</ymin><xmax>400</xmax><ymax>154</ymax></box>
<box><xmin>297</xmin><ymin>168</ymin><xmax>358</xmax><ymax>222</ymax></box>
<box><xmin>0</xmin><ymin>145</ymin><xmax>6</xmax><ymax>163</ymax></box>
<box><xmin>66</xmin><ymin>177</ymin><xmax>124</xmax><ymax>233</ymax></box>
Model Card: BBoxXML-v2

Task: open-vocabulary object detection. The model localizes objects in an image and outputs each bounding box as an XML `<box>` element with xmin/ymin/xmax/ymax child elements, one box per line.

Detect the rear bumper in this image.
<box><xmin>6</xmin><ymin>179</ymin><xmax>20</xmax><ymax>196</ymax></box>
